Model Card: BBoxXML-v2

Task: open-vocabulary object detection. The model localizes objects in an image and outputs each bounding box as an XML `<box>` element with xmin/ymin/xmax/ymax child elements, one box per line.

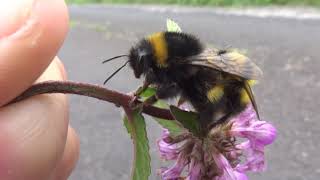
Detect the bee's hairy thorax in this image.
<box><xmin>147</xmin><ymin>31</ymin><xmax>203</xmax><ymax>68</ymax></box>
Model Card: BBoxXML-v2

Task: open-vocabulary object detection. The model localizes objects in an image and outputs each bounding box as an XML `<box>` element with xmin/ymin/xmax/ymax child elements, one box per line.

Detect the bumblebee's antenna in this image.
<box><xmin>102</xmin><ymin>55</ymin><xmax>128</xmax><ymax>64</ymax></box>
<box><xmin>103</xmin><ymin>60</ymin><xmax>129</xmax><ymax>85</ymax></box>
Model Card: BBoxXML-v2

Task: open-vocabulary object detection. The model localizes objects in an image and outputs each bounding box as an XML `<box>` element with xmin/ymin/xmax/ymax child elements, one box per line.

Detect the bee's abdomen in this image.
<box><xmin>207</xmin><ymin>85</ymin><xmax>224</xmax><ymax>103</ymax></box>
<box><xmin>198</xmin><ymin>81</ymin><xmax>249</xmax><ymax>125</ymax></box>
<box><xmin>217</xmin><ymin>82</ymin><xmax>252</xmax><ymax>118</ymax></box>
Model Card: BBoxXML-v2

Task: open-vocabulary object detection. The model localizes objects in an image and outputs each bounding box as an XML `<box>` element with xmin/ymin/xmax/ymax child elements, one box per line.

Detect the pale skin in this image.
<box><xmin>0</xmin><ymin>0</ymin><xmax>79</xmax><ymax>180</ymax></box>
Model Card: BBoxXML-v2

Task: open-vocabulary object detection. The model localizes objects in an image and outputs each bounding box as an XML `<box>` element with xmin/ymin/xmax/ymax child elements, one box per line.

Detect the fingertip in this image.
<box><xmin>0</xmin><ymin>0</ymin><xmax>69</xmax><ymax>106</ymax></box>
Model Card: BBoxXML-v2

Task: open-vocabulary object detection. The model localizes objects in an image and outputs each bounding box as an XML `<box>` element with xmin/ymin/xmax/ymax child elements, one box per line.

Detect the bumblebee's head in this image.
<box><xmin>128</xmin><ymin>40</ymin><xmax>154</xmax><ymax>78</ymax></box>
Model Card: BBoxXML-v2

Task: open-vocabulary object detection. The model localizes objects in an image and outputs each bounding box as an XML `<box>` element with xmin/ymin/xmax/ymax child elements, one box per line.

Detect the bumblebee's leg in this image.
<box><xmin>155</xmin><ymin>83</ymin><xmax>180</xmax><ymax>99</ymax></box>
<box><xmin>129</xmin><ymin>81</ymin><xmax>150</xmax><ymax>108</ymax></box>
<box><xmin>134</xmin><ymin>81</ymin><xmax>150</xmax><ymax>96</ymax></box>
<box><xmin>134</xmin><ymin>69</ymin><xmax>159</xmax><ymax>97</ymax></box>
<box><xmin>129</xmin><ymin>69</ymin><xmax>157</xmax><ymax>108</ymax></box>
<box><xmin>130</xmin><ymin>83</ymin><xmax>179</xmax><ymax>113</ymax></box>
<box><xmin>129</xmin><ymin>81</ymin><xmax>156</xmax><ymax>112</ymax></box>
<box><xmin>133</xmin><ymin>83</ymin><xmax>178</xmax><ymax>108</ymax></box>
<box><xmin>142</xmin><ymin>95</ymin><xmax>158</xmax><ymax>106</ymax></box>
<box><xmin>136</xmin><ymin>83</ymin><xmax>179</xmax><ymax>110</ymax></box>
<box><xmin>208</xmin><ymin>112</ymin><xmax>233</xmax><ymax>130</ymax></box>
<box><xmin>199</xmin><ymin>109</ymin><xmax>213</xmax><ymax>136</ymax></box>
<box><xmin>139</xmin><ymin>83</ymin><xmax>179</xmax><ymax>108</ymax></box>
<box><xmin>131</xmin><ymin>95</ymin><xmax>158</xmax><ymax>113</ymax></box>
<box><xmin>198</xmin><ymin>106</ymin><xmax>230</xmax><ymax>134</ymax></box>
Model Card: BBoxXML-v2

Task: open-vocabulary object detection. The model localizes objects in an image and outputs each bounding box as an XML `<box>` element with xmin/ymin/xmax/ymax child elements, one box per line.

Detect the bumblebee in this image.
<box><xmin>104</xmin><ymin>31</ymin><xmax>262</xmax><ymax>131</ymax></box>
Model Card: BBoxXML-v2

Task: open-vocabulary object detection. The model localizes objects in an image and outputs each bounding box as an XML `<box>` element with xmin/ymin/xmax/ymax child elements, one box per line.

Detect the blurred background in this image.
<box><xmin>61</xmin><ymin>0</ymin><xmax>320</xmax><ymax>180</ymax></box>
<box><xmin>67</xmin><ymin>0</ymin><xmax>320</xmax><ymax>6</ymax></box>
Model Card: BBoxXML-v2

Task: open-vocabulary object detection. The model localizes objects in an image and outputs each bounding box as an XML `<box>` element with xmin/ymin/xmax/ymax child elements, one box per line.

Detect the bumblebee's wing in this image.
<box><xmin>186</xmin><ymin>48</ymin><xmax>262</xmax><ymax>118</ymax></box>
<box><xmin>243</xmin><ymin>80</ymin><xmax>260</xmax><ymax>119</ymax></box>
<box><xmin>187</xmin><ymin>49</ymin><xmax>263</xmax><ymax>80</ymax></box>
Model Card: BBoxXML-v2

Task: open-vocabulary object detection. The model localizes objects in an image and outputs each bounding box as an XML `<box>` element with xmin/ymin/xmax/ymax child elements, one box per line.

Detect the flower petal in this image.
<box><xmin>187</xmin><ymin>159</ymin><xmax>202</xmax><ymax>180</ymax></box>
<box><xmin>161</xmin><ymin>154</ymin><xmax>187</xmax><ymax>180</ymax></box>
<box><xmin>250</xmin><ymin>121</ymin><xmax>277</xmax><ymax>146</ymax></box>
<box><xmin>158</xmin><ymin>141</ymin><xmax>179</xmax><ymax>160</ymax></box>
<box><xmin>230</xmin><ymin>121</ymin><xmax>277</xmax><ymax>147</ymax></box>
<box><xmin>157</xmin><ymin>129</ymin><xmax>180</xmax><ymax>160</ymax></box>
<box><xmin>213</xmin><ymin>153</ymin><xmax>237</xmax><ymax>180</ymax></box>
<box><xmin>236</xmin><ymin>141</ymin><xmax>266</xmax><ymax>172</ymax></box>
<box><xmin>230</xmin><ymin>105</ymin><xmax>256</xmax><ymax>127</ymax></box>
<box><xmin>234</xmin><ymin>170</ymin><xmax>248</xmax><ymax>180</ymax></box>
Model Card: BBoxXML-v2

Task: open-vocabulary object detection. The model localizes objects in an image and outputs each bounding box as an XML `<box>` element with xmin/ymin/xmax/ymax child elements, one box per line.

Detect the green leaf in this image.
<box><xmin>139</xmin><ymin>87</ymin><xmax>157</xmax><ymax>99</ymax></box>
<box><xmin>154</xmin><ymin>118</ymin><xmax>184</xmax><ymax>137</ymax></box>
<box><xmin>123</xmin><ymin>112</ymin><xmax>151</xmax><ymax>180</ymax></box>
<box><xmin>166</xmin><ymin>19</ymin><xmax>182</xmax><ymax>32</ymax></box>
<box><xmin>170</xmin><ymin>105</ymin><xmax>200</xmax><ymax>136</ymax></box>
<box><xmin>139</xmin><ymin>87</ymin><xmax>183</xmax><ymax>136</ymax></box>
<box><xmin>139</xmin><ymin>87</ymin><xmax>169</xmax><ymax>109</ymax></box>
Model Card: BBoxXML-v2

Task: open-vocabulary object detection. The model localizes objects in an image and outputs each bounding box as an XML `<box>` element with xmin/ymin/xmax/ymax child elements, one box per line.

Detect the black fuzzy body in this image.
<box><xmin>128</xmin><ymin>32</ymin><xmax>248</xmax><ymax>130</ymax></box>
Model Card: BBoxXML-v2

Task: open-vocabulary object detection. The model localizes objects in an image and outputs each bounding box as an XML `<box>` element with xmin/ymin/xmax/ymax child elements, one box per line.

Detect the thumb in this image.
<box><xmin>0</xmin><ymin>0</ymin><xmax>69</xmax><ymax>106</ymax></box>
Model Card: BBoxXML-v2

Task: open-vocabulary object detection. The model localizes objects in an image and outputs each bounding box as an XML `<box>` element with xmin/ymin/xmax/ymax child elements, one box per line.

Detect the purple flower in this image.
<box><xmin>230</xmin><ymin>120</ymin><xmax>277</xmax><ymax>147</ymax></box>
<box><xmin>212</xmin><ymin>153</ymin><xmax>237</xmax><ymax>180</ymax></box>
<box><xmin>229</xmin><ymin>105</ymin><xmax>277</xmax><ymax>147</ymax></box>
<box><xmin>229</xmin><ymin>105</ymin><xmax>276</xmax><ymax>172</ymax></box>
<box><xmin>157</xmin><ymin>105</ymin><xmax>277</xmax><ymax>180</ymax></box>
<box><xmin>233</xmin><ymin>171</ymin><xmax>249</xmax><ymax>180</ymax></box>
<box><xmin>211</xmin><ymin>153</ymin><xmax>248</xmax><ymax>180</ymax></box>
<box><xmin>157</xmin><ymin>129</ymin><xmax>179</xmax><ymax>160</ymax></box>
<box><xmin>161</xmin><ymin>154</ymin><xmax>188</xmax><ymax>180</ymax></box>
<box><xmin>230</xmin><ymin>105</ymin><xmax>256</xmax><ymax>127</ymax></box>
<box><xmin>235</xmin><ymin>141</ymin><xmax>265</xmax><ymax>172</ymax></box>
<box><xmin>187</xmin><ymin>158</ymin><xmax>202</xmax><ymax>180</ymax></box>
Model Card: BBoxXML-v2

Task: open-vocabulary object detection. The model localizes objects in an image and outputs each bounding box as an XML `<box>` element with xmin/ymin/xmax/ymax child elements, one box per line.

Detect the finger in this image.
<box><xmin>36</xmin><ymin>57</ymin><xmax>67</xmax><ymax>82</ymax></box>
<box><xmin>51</xmin><ymin>126</ymin><xmax>80</xmax><ymax>180</ymax></box>
<box><xmin>0</xmin><ymin>58</ymin><xmax>69</xmax><ymax>180</ymax></box>
<box><xmin>0</xmin><ymin>0</ymin><xmax>69</xmax><ymax>106</ymax></box>
<box><xmin>54</xmin><ymin>57</ymin><xmax>68</xmax><ymax>80</ymax></box>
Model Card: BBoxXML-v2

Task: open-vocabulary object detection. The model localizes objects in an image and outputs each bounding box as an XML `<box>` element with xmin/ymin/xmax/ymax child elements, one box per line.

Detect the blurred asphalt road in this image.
<box><xmin>59</xmin><ymin>5</ymin><xmax>320</xmax><ymax>180</ymax></box>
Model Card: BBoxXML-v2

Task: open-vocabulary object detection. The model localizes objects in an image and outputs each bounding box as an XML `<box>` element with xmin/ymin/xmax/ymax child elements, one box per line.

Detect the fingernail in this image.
<box><xmin>0</xmin><ymin>0</ymin><xmax>36</xmax><ymax>39</ymax></box>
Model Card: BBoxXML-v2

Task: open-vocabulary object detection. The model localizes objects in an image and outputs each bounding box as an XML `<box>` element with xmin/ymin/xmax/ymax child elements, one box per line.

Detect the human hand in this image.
<box><xmin>0</xmin><ymin>1</ymin><xmax>79</xmax><ymax>180</ymax></box>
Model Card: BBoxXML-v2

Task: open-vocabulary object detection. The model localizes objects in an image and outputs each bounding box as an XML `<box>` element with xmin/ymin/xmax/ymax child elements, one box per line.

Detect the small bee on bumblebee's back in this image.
<box><xmin>104</xmin><ymin>31</ymin><xmax>262</xmax><ymax>131</ymax></box>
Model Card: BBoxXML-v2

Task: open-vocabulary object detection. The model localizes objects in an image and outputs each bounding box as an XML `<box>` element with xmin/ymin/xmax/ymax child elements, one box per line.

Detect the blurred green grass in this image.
<box><xmin>67</xmin><ymin>0</ymin><xmax>320</xmax><ymax>6</ymax></box>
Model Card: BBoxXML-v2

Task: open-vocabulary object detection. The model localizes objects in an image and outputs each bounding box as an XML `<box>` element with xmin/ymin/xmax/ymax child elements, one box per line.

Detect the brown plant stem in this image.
<box><xmin>10</xmin><ymin>80</ymin><xmax>174</xmax><ymax>120</ymax></box>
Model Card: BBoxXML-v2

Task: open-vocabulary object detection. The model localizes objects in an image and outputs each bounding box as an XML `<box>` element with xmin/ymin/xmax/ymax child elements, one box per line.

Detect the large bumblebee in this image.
<box><xmin>104</xmin><ymin>31</ymin><xmax>262</xmax><ymax>131</ymax></box>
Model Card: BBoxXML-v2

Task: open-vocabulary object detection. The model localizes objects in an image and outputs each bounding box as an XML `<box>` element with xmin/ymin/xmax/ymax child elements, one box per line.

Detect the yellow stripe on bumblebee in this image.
<box><xmin>207</xmin><ymin>85</ymin><xmax>224</xmax><ymax>103</ymax></box>
<box><xmin>240</xmin><ymin>80</ymin><xmax>257</xmax><ymax>105</ymax></box>
<box><xmin>147</xmin><ymin>32</ymin><xmax>168</xmax><ymax>67</ymax></box>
